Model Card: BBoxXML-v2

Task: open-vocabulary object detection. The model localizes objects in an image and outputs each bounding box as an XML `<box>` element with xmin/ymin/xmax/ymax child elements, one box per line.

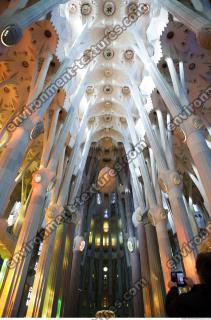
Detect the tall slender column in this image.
<box><xmin>60</xmin><ymin>221</ymin><xmax>76</xmax><ymax>316</ymax></box>
<box><xmin>133</xmin><ymin>39</ymin><xmax>211</xmax><ymax>212</ymax></box>
<box><xmin>27</xmin><ymin>150</ymin><xmax>66</xmax><ymax>317</ymax></box>
<box><xmin>129</xmin><ymin>77</ymin><xmax>198</xmax><ymax>281</ymax></box>
<box><xmin>132</xmin><ymin>209</ymin><xmax>152</xmax><ymax>317</ymax></box>
<box><xmin>148</xmin><ymin>207</ymin><xmax>172</xmax><ymax>291</ymax></box>
<box><xmin>159</xmin><ymin>170</ymin><xmax>198</xmax><ymax>280</ymax></box>
<box><xmin>145</xmin><ymin>220</ymin><xmax>166</xmax><ymax>317</ymax></box>
<box><xmin>67</xmin><ymin>235</ymin><xmax>84</xmax><ymax>316</ymax></box>
<box><xmin>0</xmin><ymin>127</ymin><xmax>30</xmax><ymax>217</ymax></box>
<box><xmin>51</xmin><ymin>224</ymin><xmax>70</xmax><ymax>317</ymax></box>
<box><xmin>0</xmin><ymin>62</ymin><xmax>64</xmax><ymax>216</ymax></box>
<box><xmin>0</xmin><ymin>168</ymin><xmax>54</xmax><ymax>317</ymax></box>
<box><xmin>124</xmin><ymin>191</ymin><xmax>144</xmax><ymax>317</ymax></box>
<box><xmin>0</xmin><ymin>98</ymin><xmax>77</xmax><ymax>316</ymax></box>
<box><xmin>26</xmin><ymin>204</ymin><xmax>65</xmax><ymax>317</ymax></box>
<box><xmin>42</xmin><ymin>223</ymin><xmax>67</xmax><ymax>317</ymax></box>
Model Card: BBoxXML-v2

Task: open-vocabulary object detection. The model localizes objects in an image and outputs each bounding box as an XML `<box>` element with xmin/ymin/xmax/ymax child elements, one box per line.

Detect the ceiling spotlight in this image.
<box><xmin>140</xmin><ymin>3</ymin><xmax>150</xmax><ymax>15</ymax></box>
<box><xmin>103</xmin><ymin>48</ymin><xmax>114</xmax><ymax>60</ymax></box>
<box><xmin>122</xmin><ymin>86</ymin><xmax>130</xmax><ymax>95</ymax></box>
<box><xmin>86</xmin><ymin>86</ymin><xmax>94</xmax><ymax>95</ymax></box>
<box><xmin>81</xmin><ymin>3</ymin><xmax>92</xmax><ymax>15</ymax></box>
<box><xmin>69</xmin><ymin>3</ymin><xmax>77</xmax><ymax>13</ymax></box>
<box><xmin>104</xmin><ymin>68</ymin><xmax>113</xmax><ymax>77</ymax></box>
<box><xmin>103</xmin><ymin>1</ymin><xmax>116</xmax><ymax>16</ymax></box>
<box><xmin>124</xmin><ymin>49</ymin><xmax>134</xmax><ymax>60</ymax></box>
<box><xmin>104</xmin><ymin>114</ymin><xmax>112</xmax><ymax>122</ymax></box>
<box><xmin>127</xmin><ymin>2</ymin><xmax>138</xmax><ymax>15</ymax></box>
<box><xmin>103</xmin><ymin>85</ymin><xmax>113</xmax><ymax>94</ymax></box>
<box><xmin>105</xmin><ymin>101</ymin><xmax>112</xmax><ymax>108</ymax></box>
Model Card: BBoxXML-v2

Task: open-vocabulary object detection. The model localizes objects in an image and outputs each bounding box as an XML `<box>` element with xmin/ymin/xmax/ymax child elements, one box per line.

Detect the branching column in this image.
<box><xmin>133</xmin><ymin>38</ymin><xmax>211</xmax><ymax>213</ymax></box>
<box><xmin>144</xmin><ymin>219</ymin><xmax>166</xmax><ymax>316</ymax></box>
<box><xmin>132</xmin><ymin>208</ymin><xmax>153</xmax><ymax>317</ymax></box>
<box><xmin>124</xmin><ymin>189</ymin><xmax>144</xmax><ymax>317</ymax></box>
<box><xmin>125</xmin><ymin>116</ymin><xmax>172</xmax><ymax>290</ymax></box>
<box><xmin>0</xmin><ymin>104</ymin><xmax>74</xmax><ymax>316</ymax></box>
<box><xmin>130</xmin><ymin>81</ymin><xmax>198</xmax><ymax>282</ymax></box>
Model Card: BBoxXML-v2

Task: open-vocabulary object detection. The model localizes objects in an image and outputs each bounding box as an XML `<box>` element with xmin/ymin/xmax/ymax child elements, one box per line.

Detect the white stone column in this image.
<box><xmin>133</xmin><ymin>38</ymin><xmax>211</xmax><ymax>218</ymax></box>
<box><xmin>132</xmin><ymin>208</ymin><xmax>153</xmax><ymax>317</ymax></box>
<box><xmin>159</xmin><ymin>170</ymin><xmax>198</xmax><ymax>282</ymax></box>
<box><xmin>0</xmin><ymin>60</ymin><xmax>66</xmax><ymax>216</ymax></box>
<box><xmin>69</xmin><ymin>128</ymin><xmax>93</xmax><ymax>202</ymax></box>
<box><xmin>0</xmin><ymin>168</ymin><xmax>55</xmax><ymax>317</ymax></box>
<box><xmin>129</xmin><ymin>82</ymin><xmax>198</xmax><ymax>282</ymax></box>
<box><xmin>26</xmin><ymin>204</ymin><xmax>64</xmax><ymax>317</ymax></box>
<box><xmin>148</xmin><ymin>207</ymin><xmax>172</xmax><ymax>291</ymax></box>
<box><xmin>144</xmin><ymin>220</ymin><xmax>166</xmax><ymax>316</ymax></box>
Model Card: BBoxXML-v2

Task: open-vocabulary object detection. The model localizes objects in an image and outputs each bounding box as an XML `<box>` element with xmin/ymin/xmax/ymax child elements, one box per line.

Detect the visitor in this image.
<box><xmin>166</xmin><ymin>252</ymin><xmax>211</xmax><ymax>317</ymax></box>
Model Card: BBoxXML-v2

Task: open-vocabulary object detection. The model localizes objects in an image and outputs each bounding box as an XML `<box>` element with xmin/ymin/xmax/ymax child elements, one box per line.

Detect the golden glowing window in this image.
<box><xmin>103</xmin><ymin>221</ymin><xmax>109</xmax><ymax>232</ymax></box>
<box><xmin>95</xmin><ymin>236</ymin><xmax>101</xmax><ymax>247</ymax></box>
<box><xmin>103</xmin><ymin>235</ymin><xmax>109</xmax><ymax>246</ymax></box>
<box><xmin>112</xmin><ymin>237</ymin><xmax>116</xmax><ymax>247</ymax></box>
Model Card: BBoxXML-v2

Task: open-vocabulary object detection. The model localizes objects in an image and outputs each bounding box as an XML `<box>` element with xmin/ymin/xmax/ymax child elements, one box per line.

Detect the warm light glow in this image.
<box><xmin>95</xmin><ymin>236</ymin><xmax>101</xmax><ymax>247</ymax></box>
<box><xmin>111</xmin><ymin>237</ymin><xmax>116</xmax><ymax>247</ymax></box>
<box><xmin>103</xmin><ymin>221</ymin><xmax>109</xmax><ymax>232</ymax></box>
<box><xmin>103</xmin><ymin>235</ymin><xmax>109</xmax><ymax>247</ymax></box>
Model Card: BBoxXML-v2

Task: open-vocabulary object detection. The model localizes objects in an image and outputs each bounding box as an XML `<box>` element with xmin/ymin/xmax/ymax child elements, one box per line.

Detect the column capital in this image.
<box><xmin>46</xmin><ymin>203</ymin><xmax>64</xmax><ymax>221</ymax></box>
<box><xmin>158</xmin><ymin>170</ymin><xmax>183</xmax><ymax>193</ymax></box>
<box><xmin>132</xmin><ymin>207</ymin><xmax>144</xmax><ymax>227</ymax></box>
<box><xmin>148</xmin><ymin>206</ymin><xmax>168</xmax><ymax>227</ymax></box>
<box><xmin>181</xmin><ymin>115</ymin><xmax>204</xmax><ymax>139</ymax></box>
<box><xmin>65</xmin><ymin>206</ymin><xmax>81</xmax><ymax>225</ymax></box>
